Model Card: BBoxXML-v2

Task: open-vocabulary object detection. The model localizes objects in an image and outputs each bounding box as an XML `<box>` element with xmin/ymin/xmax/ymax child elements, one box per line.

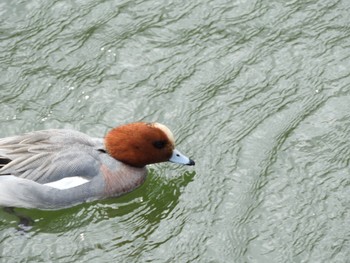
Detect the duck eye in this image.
<box><xmin>153</xmin><ymin>140</ymin><xmax>167</xmax><ymax>149</ymax></box>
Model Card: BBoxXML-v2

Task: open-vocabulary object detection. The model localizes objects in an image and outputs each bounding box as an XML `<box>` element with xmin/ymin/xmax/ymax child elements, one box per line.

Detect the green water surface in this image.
<box><xmin>0</xmin><ymin>0</ymin><xmax>350</xmax><ymax>262</ymax></box>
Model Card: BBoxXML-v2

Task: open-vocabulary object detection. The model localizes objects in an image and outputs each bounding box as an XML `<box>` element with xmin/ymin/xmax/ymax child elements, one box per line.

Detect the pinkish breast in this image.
<box><xmin>100</xmin><ymin>164</ymin><xmax>147</xmax><ymax>197</ymax></box>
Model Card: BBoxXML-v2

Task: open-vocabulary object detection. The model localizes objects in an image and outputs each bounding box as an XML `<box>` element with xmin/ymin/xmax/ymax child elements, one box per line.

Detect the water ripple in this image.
<box><xmin>1</xmin><ymin>0</ymin><xmax>350</xmax><ymax>262</ymax></box>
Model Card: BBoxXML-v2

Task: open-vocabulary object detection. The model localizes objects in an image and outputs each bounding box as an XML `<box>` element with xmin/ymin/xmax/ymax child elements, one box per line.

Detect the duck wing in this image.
<box><xmin>0</xmin><ymin>129</ymin><xmax>105</xmax><ymax>184</ymax></box>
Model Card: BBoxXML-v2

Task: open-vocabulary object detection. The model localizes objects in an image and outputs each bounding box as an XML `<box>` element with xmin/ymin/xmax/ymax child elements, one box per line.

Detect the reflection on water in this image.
<box><xmin>1</xmin><ymin>0</ymin><xmax>350</xmax><ymax>262</ymax></box>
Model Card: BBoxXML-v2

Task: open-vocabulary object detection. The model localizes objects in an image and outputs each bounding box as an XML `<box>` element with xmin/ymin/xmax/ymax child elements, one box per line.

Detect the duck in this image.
<box><xmin>0</xmin><ymin>122</ymin><xmax>195</xmax><ymax>210</ymax></box>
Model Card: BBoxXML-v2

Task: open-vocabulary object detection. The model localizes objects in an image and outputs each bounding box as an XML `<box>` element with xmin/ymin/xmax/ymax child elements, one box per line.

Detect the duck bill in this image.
<box><xmin>169</xmin><ymin>149</ymin><xmax>195</xmax><ymax>166</ymax></box>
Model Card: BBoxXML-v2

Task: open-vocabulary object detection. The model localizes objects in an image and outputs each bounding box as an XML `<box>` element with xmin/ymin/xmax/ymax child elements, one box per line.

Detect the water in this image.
<box><xmin>0</xmin><ymin>0</ymin><xmax>350</xmax><ymax>262</ymax></box>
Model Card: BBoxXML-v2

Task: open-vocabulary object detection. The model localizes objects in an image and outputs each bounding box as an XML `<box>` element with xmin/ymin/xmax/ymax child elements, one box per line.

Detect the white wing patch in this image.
<box><xmin>44</xmin><ymin>176</ymin><xmax>90</xmax><ymax>190</ymax></box>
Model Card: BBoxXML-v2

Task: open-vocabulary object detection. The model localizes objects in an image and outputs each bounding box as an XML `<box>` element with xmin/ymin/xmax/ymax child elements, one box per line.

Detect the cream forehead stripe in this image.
<box><xmin>153</xmin><ymin>123</ymin><xmax>175</xmax><ymax>145</ymax></box>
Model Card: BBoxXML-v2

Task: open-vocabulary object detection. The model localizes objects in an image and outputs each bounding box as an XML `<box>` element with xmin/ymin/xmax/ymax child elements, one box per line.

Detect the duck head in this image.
<box><xmin>105</xmin><ymin>122</ymin><xmax>195</xmax><ymax>168</ymax></box>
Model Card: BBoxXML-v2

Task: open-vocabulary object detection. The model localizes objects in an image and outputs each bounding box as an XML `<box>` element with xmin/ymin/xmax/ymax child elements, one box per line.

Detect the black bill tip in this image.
<box><xmin>187</xmin><ymin>159</ymin><xmax>195</xmax><ymax>166</ymax></box>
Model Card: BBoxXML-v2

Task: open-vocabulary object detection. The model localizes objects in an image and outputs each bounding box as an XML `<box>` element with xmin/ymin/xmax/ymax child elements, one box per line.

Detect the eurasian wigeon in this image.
<box><xmin>0</xmin><ymin>122</ymin><xmax>194</xmax><ymax>210</ymax></box>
